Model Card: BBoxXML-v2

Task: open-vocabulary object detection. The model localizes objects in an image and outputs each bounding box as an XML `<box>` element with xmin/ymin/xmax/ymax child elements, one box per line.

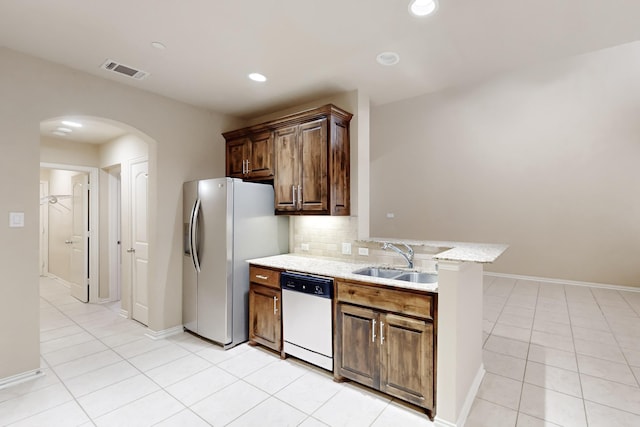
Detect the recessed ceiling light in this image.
<box><xmin>376</xmin><ymin>52</ymin><xmax>400</xmax><ymax>66</ymax></box>
<box><xmin>52</xmin><ymin>131</ymin><xmax>68</xmax><ymax>137</ymax></box>
<box><xmin>61</xmin><ymin>120</ymin><xmax>82</xmax><ymax>128</ymax></box>
<box><xmin>56</xmin><ymin>127</ymin><xmax>72</xmax><ymax>133</ymax></box>
<box><xmin>409</xmin><ymin>0</ymin><xmax>438</xmax><ymax>17</ymax></box>
<box><xmin>248</xmin><ymin>73</ymin><xmax>267</xmax><ymax>82</ymax></box>
<box><xmin>151</xmin><ymin>41</ymin><xmax>166</xmax><ymax>50</ymax></box>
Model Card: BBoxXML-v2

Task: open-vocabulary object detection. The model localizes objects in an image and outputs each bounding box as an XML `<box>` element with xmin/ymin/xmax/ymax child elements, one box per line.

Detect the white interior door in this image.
<box><xmin>130</xmin><ymin>160</ymin><xmax>149</xmax><ymax>325</ymax></box>
<box><xmin>69</xmin><ymin>173</ymin><xmax>89</xmax><ymax>302</ymax></box>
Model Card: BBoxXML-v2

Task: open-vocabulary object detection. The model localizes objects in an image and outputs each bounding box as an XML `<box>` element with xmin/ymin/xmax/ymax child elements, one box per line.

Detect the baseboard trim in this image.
<box><xmin>145</xmin><ymin>325</ymin><xmax>183</xmax><ymax>340</ymax></box>
<box><xmin>0</xmin><ymin>369</ymin><xmax>45</xmax><ymax>390</ymax></box>
<box><xmin>434</xmin><ymin>417</ymin><xmax>456</xmax><ymax>427</ymax></box>
<box><xmin>434</xmin><ymin>365</ymin><xmax>485</xmax><ymax>427</ymax></box>
<box><xmin>118</xmin><ymin>309</ymin><xmax>129</xmax><ymax>319</ymax></box>
<box><xmin>485</xmin><ymin>272</ymin><xmax>640</xmax><ymax>293</ymax></box>
<box><xmin>457</xmin><ymin>364</ymin><xmax>485</xmax><ymax>427</ymax></box>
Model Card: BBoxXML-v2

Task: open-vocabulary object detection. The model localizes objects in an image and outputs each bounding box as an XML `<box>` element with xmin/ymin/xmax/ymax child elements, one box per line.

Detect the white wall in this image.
<box><xmin>40</xmin><ymin>137</ymin><xmax>100</xmax><ymax>167</ymax></box>
<box><xmin>370</xmin><ymin>40</ymin><xmax>640</xmax><ymax>287</ymax></box>
<box><xmin>0</xmin><ymin>47</ymin><xmax>239</xmax><ymax>380</ymax></box>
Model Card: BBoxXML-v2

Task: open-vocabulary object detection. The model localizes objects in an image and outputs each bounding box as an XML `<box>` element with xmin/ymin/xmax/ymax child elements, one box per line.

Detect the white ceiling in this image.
<box><xmin>40</xmin><ymin>117</ymin><xmax>127</xmax><ymax>144</ymax></box>
<box><xmin>4</xmin><ymin>0</ymin><xmax>640</xmax><ymax>122</ymax></box>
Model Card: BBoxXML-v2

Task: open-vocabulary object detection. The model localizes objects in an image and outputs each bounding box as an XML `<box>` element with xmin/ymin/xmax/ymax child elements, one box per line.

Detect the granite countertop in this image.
<box><xmin>247</xmin><ymin>241</ymin><xmax>507</xmax><ymax>293</ymax></box>
<box><xmin>247</xmin><ymin>254</ymin><xmax>439</xmax><ymax>292</ymax></box>
<box><xmin>363</xmin><ymin>238</ymin><xmax>508</xmax><ymax>263</ymax></box>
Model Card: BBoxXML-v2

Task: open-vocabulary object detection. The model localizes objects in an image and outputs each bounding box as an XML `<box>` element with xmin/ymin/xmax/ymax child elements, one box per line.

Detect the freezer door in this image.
<box><xmin>196</xmin><ymin>178</ymin><xmax>234</xmax><ymax>344</ymax></box>
<box><xmin>182</xmin><ymin>180</ymin><xmax>199</xmax><ymax>332</ymax></box>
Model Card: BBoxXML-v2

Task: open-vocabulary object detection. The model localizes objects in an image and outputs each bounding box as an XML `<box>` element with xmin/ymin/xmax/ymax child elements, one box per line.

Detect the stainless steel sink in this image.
<box><xmin>352</xmin><ymin>267</ymin><xmax>438</xmax><ymax>284</ymax></box>
<box><xmin>352</xmin><ymin>267</ymin><xmax>406</xmax><ymax>278</ymax></box>
<box><xmin>394</xmin><ymin>272</ymin><xmax>438</xmax><ymax>284</ymax></box>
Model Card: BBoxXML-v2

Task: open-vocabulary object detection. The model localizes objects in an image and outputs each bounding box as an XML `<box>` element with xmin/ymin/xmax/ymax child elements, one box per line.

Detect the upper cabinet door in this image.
<box><xmin>299</xmin><ymin>118</ymin><xmax>328</xmax><ymax>212</ymax></box>
<box><xmin>273</xmin><ymin>126</ymin><xmax>299</xmax><ymax>212</ymax></box>
<box><xmin>248</xmin><ymin>131</ymin><xmax>274</xmax><ymax>180</ymax></box>
<box><xmin>226</xmin><ymin>137</ymin><xmax>249</xmax><ymax>178</ymax></box>
<box><xmin>223</xmin><ymin>104</ymin><xmax>352</xmax><ymax>215</ymax></box>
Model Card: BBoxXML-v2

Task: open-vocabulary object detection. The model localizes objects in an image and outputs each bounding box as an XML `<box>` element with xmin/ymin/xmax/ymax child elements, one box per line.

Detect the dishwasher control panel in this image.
<box><xmin>280</xmin><ymin>272</ymin><xmax>333</xmax><ymax>299</ymax></box>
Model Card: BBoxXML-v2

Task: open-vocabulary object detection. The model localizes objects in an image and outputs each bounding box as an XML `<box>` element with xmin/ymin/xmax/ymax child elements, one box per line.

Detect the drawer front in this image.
<box><xmin>249</xmin><ymin>266</ymin><xmax>281</xmax><ymax>289</ymax></box>
<box><xmin>336</xmin><ymin>281</ymin><xmax>432</xmax><ymax>319</ymax></box>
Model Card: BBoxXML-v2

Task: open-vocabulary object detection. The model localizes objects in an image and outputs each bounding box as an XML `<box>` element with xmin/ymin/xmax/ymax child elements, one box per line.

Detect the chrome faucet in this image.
<box><xmin>382</xmin><ymin>242</ymin><xmax>414</xmax><ymax>268</ymax></box>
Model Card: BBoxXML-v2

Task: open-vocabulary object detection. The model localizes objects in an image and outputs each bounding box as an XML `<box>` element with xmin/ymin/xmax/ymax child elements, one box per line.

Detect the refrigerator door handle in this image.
<box><xmin>189</xmin><ymin>198</ymin><xmax>202</xmax><ymax>273</ymax></box>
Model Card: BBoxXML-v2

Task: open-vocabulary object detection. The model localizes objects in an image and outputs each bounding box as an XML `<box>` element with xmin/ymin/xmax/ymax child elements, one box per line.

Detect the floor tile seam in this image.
<box><xmin>579</xmin><ymin>371</ymin><xmax>640</xmax><ymax>391</ymax></box>
<box><xmin>365</xmin><ymin>399</ymin><xmax>394</xmax><ymax>427</ymax></box>
<box><xmin>179</xmin><ymin>375</ymin><xmax>241</xmax><ymax>408</ymax></box>
<box><xmin>268</xmin><ymin>388</ymin><xmax>340</xmax><ymax>424</ymax></box>
<box><xmin>40</xmin><ymin>333</ymin><xmax>98</xmax><ymax>355</ymax></box>
<box><xmin>126</xmin><ymin>344</ymin><xmax>194</xmax><ymax>372</ymax></box>
<box><xmin>490</xmin><ymin>282</ymin><xmax>537</xmax><ymax>422</ymax></box>
<box><xmin>564</xmin><ymin>286</ymin><xmax>591</xmax><ymax>422</ymax></box>
<box><xmin>39</xmin><ymin>327</ymin><xmax>86</xmax><ymax>344</ymax></box>
<box><xmin>515</xmin><ymin>411</ymin><xmax>562</xmax><ymax>427</ymax></box>
<box><xmin>150</xmin><ymin>407</ymin><xmax>212</xmax><ymax>427</ymax></box>
<box><xmin>42</xmin><ymin>342</ymin><xmax>110</xmax><ymax>368</ymax></box>
<box><xmin>43</xmin><ymin>291</ymin><xmax>148</xmax><ymax>370</ymax></box>
<box><xmin>28</xmin><ymin>357</ymin><xmax>96</xmax><ymax>426</ymax></box>
<box><xmin>52</xmin><ymin>357</ymin><xmax>130</xmax><ymax>386</ymax></box>
<box><xmin>592</xmin><ymin>301</ymin><xmax>640</xmax><ymax>387</ymax></box>
<box><xmin>474</xmin><ymin>396</ymin><xmax>519</xmax><ymax>414</ymax></box>
<box><xmin>217</xmin><ymin>355</ymin><xmax>280</xmax><ymax>379</ymax></box>
<box><xmin>483</xmin><ymin>347</ymin><xmax>528</xmax><ymax>365</ymax></box>
<box><xmin>582</xmin><ymin>397</ymin><xmax>640</xmax><ymax>417</ymax></box>
<box><xmin>0</xmin><ymin>393</ymin><xmax>76</xmax><ymax>426</ymax></box>
<box><xmin>142</xmin><ymin>355</ymin><xmax>213</xmax><ymax>389</ymax></box>
<box><xmin>619</xmin><ymin>292</ymin><xmax>640</xmax><ymax>317</ymax></box>
<box><xmin>91</xmin><ymin>388</ymin><xmax>185</xmax><ymax>423</ymax></box>
<box><xmin>111</xmin><ymin>338</ymin><xmax>174</xmax><ymax>360</ymax></box>
<box><xmin>209</xmin><ymin>381</ymin><xmax>271</xmax><ymax>426</ymax></box>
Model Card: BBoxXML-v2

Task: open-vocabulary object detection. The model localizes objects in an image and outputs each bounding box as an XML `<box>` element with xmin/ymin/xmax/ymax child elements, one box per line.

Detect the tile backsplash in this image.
<box><xmin>290</xmin><ymin>216</ymin><xmax>438</xmax><ymax>271</ymax></box>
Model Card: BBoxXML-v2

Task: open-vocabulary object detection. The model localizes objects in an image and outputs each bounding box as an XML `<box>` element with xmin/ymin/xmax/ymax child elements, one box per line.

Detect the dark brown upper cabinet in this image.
<box><xmin>223</xmin><ymin>104</ymin><xmax>352</xmax><ymax>216</ymax></box>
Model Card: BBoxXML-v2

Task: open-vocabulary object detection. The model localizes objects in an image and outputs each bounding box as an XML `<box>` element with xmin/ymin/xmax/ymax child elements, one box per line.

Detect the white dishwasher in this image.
<box><xmin>281</xmin><ymin>271</ymin><xmax>334</xmax><ymax>371</ymax></box>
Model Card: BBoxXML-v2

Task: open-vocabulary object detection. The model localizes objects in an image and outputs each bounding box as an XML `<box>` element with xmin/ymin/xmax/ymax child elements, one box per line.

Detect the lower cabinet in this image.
<box><xmin>335</xmin><ymin>280</ymin><xmax>436</xmax><ymax>419</ymax></box>
<box><xmin>248</xmin><ymin>265</ymin><xmax>282</xmax><ymax>352</ymax></box>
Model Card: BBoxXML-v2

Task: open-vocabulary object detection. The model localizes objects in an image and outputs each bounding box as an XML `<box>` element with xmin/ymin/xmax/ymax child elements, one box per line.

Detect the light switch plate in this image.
<box><xmin>358</xmin><ymin>247</ymin><xmax>369</xmax><ymax>256</ymax></box>
<box><xmin>342</xmin><ymin>242</ymin><xmax>352</xmax><ymax>255</ymax></box>
<box><xmin>9</xmin><ymin>212</ymin><xmax>24</xmax><ymax>228</ymax></box>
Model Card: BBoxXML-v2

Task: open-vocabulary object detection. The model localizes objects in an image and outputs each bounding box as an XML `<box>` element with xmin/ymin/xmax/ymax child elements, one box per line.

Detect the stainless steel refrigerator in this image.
<box><xmin>183</xmin><ymin>177</ymin><xmax>288</xmax><ymax>348</ymax></box>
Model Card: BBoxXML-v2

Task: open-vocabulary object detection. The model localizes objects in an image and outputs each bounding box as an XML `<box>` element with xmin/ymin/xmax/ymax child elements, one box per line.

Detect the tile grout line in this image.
<box><xmin>513</xmin><ymin>277</ymin><xmax>540</xmax><ymax>426</ymax></box>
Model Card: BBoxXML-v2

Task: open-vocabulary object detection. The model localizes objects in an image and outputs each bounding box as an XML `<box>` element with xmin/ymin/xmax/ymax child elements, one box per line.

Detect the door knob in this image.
<box><xmin>126</xmin><ymin>248</ymin><xmax>136</xmax><ymax>253</ymax></box>
<box><xmin>64</xmin><ymin>240</ymin><xmax>73</xmax><ymax>244</ymax></box>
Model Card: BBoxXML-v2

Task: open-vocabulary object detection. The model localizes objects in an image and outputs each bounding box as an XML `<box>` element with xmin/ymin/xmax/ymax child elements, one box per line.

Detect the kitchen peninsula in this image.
<box><xmin>248</xmin><ymin>239</ymin><xmax>507</xmax><ymax>427</ymax></box>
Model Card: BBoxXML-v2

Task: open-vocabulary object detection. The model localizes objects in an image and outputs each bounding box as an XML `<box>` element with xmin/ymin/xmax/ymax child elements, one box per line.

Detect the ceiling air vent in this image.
<box><xmin>100</xmin><ymin>59</ymin><xmax>149</xmax><ymax>80</ymax></box>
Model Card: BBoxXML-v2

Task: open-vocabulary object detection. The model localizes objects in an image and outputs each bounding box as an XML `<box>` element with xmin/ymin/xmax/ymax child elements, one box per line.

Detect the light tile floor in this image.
<box><xmin>467</xmin><ymin>276</ymin><xmax>640</xmax><ymax>427</ymax></box>
<box><xmin>1</xmin><ymin>276</ymin><xmax>640</xmax><ymax>426</ymax></box>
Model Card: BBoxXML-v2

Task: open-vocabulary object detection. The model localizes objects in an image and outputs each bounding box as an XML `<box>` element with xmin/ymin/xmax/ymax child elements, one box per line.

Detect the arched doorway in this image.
<box><xmin>39</xmin><ymin>115</ymin><xmax>153</xmax><ymax>326</ymax></box>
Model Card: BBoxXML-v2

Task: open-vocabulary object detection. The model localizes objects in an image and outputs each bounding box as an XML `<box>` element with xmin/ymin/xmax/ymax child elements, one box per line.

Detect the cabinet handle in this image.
<box><xmin>242</xmin><ymin>160</ymin><xmax>245</xmax><ymax>174</ymax></box>
<box><xmin>292</xmin><ymin>185</ymin><xmax>296</xmax><ymax>207</ymax></box>
<box><xmin>246</xmin><ymin>160</ymin><xmax>250</xmax><ymax>174</ymax></box>
<box><xmin>372</xmin><ymin>319</ymin><xmax>377</xmax><ymax>343</ymax></box>
<box><xmin>255</xmin><ymin>274</ymin><xmax>268</xmax><ymax>280</ymax></box>
<box><xmin>297</xmin><ymin>185</ymin><xmax>302</xmax><ymax>210</ymax></box>
<box><xmin>380</xmin><ymin>321</ymin><xmax>385</xmax><ymax>345</ymax></box>
<box><xmin>273</xmin><ymin>296</ymin><xmax>278</xmax><ymax>315</ymax></box>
